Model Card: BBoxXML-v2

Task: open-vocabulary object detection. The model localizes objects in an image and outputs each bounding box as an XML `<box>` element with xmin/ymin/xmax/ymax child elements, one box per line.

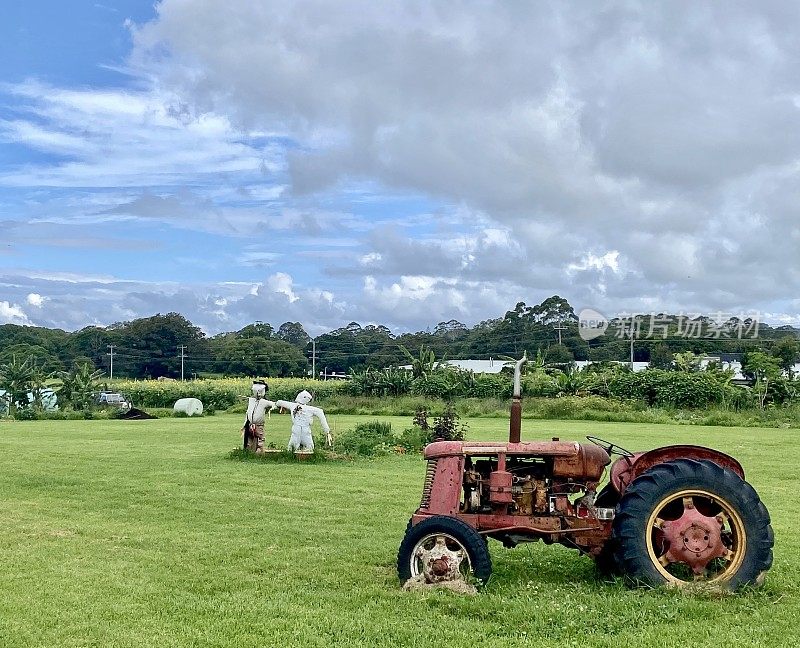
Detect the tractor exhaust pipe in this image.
<box><xmin>509</xmin><ymin>352</ymin><xmax>527</xmax><ymax>443</ymax></box>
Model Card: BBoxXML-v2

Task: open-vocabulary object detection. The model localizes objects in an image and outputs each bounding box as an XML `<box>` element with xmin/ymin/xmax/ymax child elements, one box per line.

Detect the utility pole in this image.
<box><xmin>178</xmin><ymin>345</ymin><xmax>187</xmax><ymax>381</ymax></box>
<box><xmin>553</xmin><ymin>322</ymin><xmax>567</xmax><ymax>345</ymax></box>
<box><xmin>309</xmin><ymin>339</ymin><xmax>318</xmax><ymax>379</ymax></box>
<box><xmin>629</xmin><ymin>327</ymin><xmax>636</xmax><ymax>370</ymax></box>
<box><xmin>108</xmin><ymin>345</ymin><xmax>115</xmax><ymax>380</ymax></box>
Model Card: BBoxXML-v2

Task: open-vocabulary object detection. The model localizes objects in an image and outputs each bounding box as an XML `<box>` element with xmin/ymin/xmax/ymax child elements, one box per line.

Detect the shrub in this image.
<box><xmin>397</xmin><ymin>426</ymin><xmax>429</xmax><ymax>453</ymax></box>
<box><xmin>605</xmin><ymin>370</ymin><xmax>731</xmax><ymax>409</ymax></box>
<box><xmin>413</xmin><ymin>407</ymin><xmax>430</xmax><ymax>430</ymax></box>
<box><xmin>432</xmin><ymin>405</ymin><xmax>468</xmax><ymax>441</ymax></box>
<box><xmin>471</xmin><ymin>373</ymin><xmax>510</xmax><ymax>398</ymax></box>
<box><xmin>523</xmin><ymin>373</ymin><xmax>560</xmax><ymax>397</ymax></box>
<box><xmin>412</xmin><ymin>370</ymin><xmax>465</xmax><ymax>399</ymax></box>
<box><xmin>14</xmin><ymin>407</ymin><xmax>38</xmax><ymax>421</ymax></box>
<box><xmin>336</xmin><ymin>420</ymin><xmax>395</xmax><ymax>456</ymax></box>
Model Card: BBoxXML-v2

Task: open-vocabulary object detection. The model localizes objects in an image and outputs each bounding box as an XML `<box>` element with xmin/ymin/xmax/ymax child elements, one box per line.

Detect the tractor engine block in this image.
<box><xmin>462</xmin><ymin>458</ymin><xmax>571</xmax><ymax>516</ymax></box>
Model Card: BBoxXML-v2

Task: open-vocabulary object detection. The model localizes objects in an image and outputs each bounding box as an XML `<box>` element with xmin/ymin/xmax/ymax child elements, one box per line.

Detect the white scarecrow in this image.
<box><xmin>243</xmin><ymin>380</ymin><xmax>276</xmax><ymax>453</ymax></box>
<box><xmin>276</xmin><ymin>390</ymin><xmax>331</xmax><ymax>452</ymax></box>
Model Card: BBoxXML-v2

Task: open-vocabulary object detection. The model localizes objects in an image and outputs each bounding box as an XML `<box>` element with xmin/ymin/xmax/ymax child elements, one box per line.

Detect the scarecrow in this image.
<box><xmin>243</xmin><ymin>380</ymin><xmax>276</xmax><ymax>453</ymax></box>
<box><xmin>275</xmin><ymin>390</ymin><xmax>331</xmax><ymax>452</ymax></box>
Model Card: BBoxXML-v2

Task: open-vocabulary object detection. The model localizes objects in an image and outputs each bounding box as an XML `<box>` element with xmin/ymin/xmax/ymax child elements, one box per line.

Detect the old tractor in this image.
<box><xmin>397</xmin><ymin>356</ymin><xmax>774</xmax><ymax>589</ymax></box>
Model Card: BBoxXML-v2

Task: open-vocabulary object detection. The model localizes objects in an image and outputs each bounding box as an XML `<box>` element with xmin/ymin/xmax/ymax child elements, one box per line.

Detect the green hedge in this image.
<box><xmin>114</xmin><ymin>378</ymin><xmax>348</xmax><ymax>410</ymax></box>
<box><xmin>604</xmin><ymin>370</ymin><xmax>745</xmax><ymax>408</ymax></box>
<box><xmin>113</xmin><ymin>369</ymin><xmax>778</xmax><ymax>412</ymax></box>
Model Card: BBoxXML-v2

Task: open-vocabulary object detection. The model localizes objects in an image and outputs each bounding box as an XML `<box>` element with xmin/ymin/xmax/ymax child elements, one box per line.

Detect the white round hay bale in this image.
<box><xmin>173</xmin><ymin>398</ymin><xmax>203</xmax><ymax>417</ymax></box>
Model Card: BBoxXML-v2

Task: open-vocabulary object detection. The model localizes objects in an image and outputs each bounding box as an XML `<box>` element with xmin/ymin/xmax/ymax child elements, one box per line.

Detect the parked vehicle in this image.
<box><xmin>97</xmin><ymin>392</ymin><xmax>131</xmax><ymax>411</ymax></box>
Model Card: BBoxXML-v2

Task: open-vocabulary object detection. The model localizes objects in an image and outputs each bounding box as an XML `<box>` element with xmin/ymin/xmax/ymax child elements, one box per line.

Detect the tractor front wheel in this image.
<box><xmin>397</xmin><ymin>516</ymin><xmax>492</xmax><ymax>585</ymax></box>
<box><xmin>613</xmin><ymin>459</ymin><xmax>773</xmax><ymax>589</ymax></box>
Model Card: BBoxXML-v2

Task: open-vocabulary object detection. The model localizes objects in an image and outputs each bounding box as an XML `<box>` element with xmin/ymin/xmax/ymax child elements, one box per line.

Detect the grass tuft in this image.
<box><xmin>226</xmin><ymin>447</ymin><xmax>332</xmax><ymax>463</ymax></box>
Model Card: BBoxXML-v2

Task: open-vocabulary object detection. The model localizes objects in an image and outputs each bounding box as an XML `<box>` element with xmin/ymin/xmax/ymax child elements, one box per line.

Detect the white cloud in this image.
<box><xmin>0</xmin><ymin>301</ymin><xmax>30</xmax><ymax>325</ymax></box>
<box><xmin>364</xmin><ymin>275</ymin><xmax>438</xmax><ymax>303</ymax></box>
<box><xmin>0</xmin><ymin>80</ymin><xmax>282</xmax><ymax>189</ymax></box>
<box><xmin>567</xmin><ymin>252</ymin><xmax>620</xmax><ymax>275</ymax></box>
<box><xmin>26</xmin><ymin>293</ymin><xmax>45</xmax><ymax>307</ymax></box>
<box><xmin>359</xmin><ymin>252</ymin><xmax>382</xmax><ymax>266</ymax></box>
<box><xmin>265</xmin><ymin>272</ymin><xmax>298</xmax><ymax>303</ymax></box>
<box><xmin>5</xmin><ymin>3</ymin><xmax>800</xmax><ymax>334</ymax></box>
<box><xmin>126</xmin><ymin>1</ymin><xmax>800</xmax><ymax>324</ymax></box>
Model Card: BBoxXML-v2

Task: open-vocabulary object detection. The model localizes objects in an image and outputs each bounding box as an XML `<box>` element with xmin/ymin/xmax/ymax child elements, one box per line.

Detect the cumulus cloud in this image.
<box><xmin>128</xmin><ymin>0</ymin><xmax>800</xmax><ymax>322</ymax></box>
<box><xmin>26</xmin><ymin>293</ymin><xmax>45</xmax><ymax>307</ymax></box>
<box><xmin>4</xmin><ymin>2</ymin><xmax>800</xmax><ymax>334</ymax></box>
<box><xmin>0</xmin><ymin>268</ymin><xmax>349</xmax><ymax>334</ymax></box>
<box><xmin>0</xmin><ymin>301</ymin><xmax>30</xmax><ymax>325</ymax></box>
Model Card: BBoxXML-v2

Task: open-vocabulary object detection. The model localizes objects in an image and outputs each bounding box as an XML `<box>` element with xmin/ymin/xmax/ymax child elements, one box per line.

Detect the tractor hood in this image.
<box><xmin>424</xmin><ymin>440</ymin><xmax>610</xmax><ymax>481</ymax></box>
<box><xmin>424</xmin><ymin>440</ymin><xmax>592</xmax><ymax>458</ymax></box>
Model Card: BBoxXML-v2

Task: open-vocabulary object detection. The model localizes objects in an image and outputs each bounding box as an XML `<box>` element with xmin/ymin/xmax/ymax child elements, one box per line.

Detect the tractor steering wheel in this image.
<box><xmin>586</xmin><ymin>435</ymin><xmax>634</xmax><ymax>458</ymax></box>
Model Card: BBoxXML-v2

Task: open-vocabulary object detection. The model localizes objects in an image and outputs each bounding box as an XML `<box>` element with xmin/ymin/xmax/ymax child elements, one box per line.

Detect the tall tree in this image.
<box><xmin>237</xmin><ymin>322</ymin><xmax>274</xmax><ymax>339</ymax></box>
<box><xmin>771</xmin><ymin>336</ymin><xmax>799</xmax><ymax>373</ymax></box>
<box><xmin>276</xmin><ymin>322</ymin><xmax>311</xmax><ymax>347</ymax></box>
<box><xmin>433</xmin><ymin>320</ymin><xmax>468</xmax><ymax>341</ymax></box>
<box><xmin>648</xmin><ymin>343</ymin><xmax>674</xmax><ymax>370</ymax></box>
<box><xmin>214</xmin><ymin>337</ymin><xmax>307</xmax><ymax>376</ymax></box>
<box><xmin>109</xmin><ymin>313</ymin><xmax>206</xmax><ymax>379</ymax></box>
<box><xmin>532</xmin><ymin>295</ymin><xmax>577</xmax><ymax>325</ymax></box>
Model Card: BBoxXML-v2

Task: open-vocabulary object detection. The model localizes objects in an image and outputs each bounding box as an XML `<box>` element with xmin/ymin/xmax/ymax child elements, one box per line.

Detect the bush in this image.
<box><xmin>522</xmin><ymin>373</ymin><xmax>560</xmax><ymax>397</ymax></box>
<box><xmin>471</xmin><ymin>373</ymin><xmax>510</xmax><ymax>398</ymax></box>
<box><xmin>412</xmin><ymin>371</ymin><xmax>466</xmax><ymax>399</ymax></box>
<box><xmin>335</xmin><ymin>420</ymin><xmax>395</xmax><ymax>456</ymax></box>
<box><xmin>603</xmin><ymin>369</ymin><xmax>734</xmax><ymax>409</ymax></box>
<box><xmin>14</xmin><ymin>407</ymin><xmax>38</xmax><ymax>421</ymax></box>
<box><xmin>432</xmin><ymin>405</ymin><xmax>468</xmax><ymax>441</ymax></box>
<box><xmin>413</xmin><ymin>407</ymin><xmax>430</xmax><ymax>430</ymax></box>
<box><xmin>397</xmin><ymin>426</ymin><xmax>429</xmax><ymax>453</ymax></box>
<box><xmin>26</xmin><ymin>409</ymin><xmax>117</xmax><ymax>421</ymax></box>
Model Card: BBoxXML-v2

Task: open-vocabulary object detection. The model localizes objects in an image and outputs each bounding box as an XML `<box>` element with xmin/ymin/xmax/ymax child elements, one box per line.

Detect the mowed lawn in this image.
<box><xmin>1</xmin><ymin>413</ymin><xmax>798</xmax><ymax>648</ymax></box>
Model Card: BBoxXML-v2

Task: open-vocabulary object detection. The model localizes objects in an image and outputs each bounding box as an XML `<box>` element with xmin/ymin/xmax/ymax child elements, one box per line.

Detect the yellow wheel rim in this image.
<box><xmin>645</xmin><ymin>488</ymin><xmax>746</xmax><ymax>584</ymax></box>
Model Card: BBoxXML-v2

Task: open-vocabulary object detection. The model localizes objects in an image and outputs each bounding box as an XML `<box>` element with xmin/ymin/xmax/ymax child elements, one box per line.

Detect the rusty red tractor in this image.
<box><xmin>397</xmin><ymin>356</ymin><xmax>774</xmax><ymax>589</ymax></box>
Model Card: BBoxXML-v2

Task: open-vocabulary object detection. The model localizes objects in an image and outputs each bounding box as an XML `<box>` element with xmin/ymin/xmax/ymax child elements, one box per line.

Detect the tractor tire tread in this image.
<box><xmin>612</xmin><ymin>458</ymin><xmax>773</xmax><ymax>590</ymax></box>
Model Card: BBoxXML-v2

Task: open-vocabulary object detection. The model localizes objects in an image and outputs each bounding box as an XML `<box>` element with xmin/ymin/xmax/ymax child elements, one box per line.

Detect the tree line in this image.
<box><xmin>0</xmin><ymin>295</ymin><xmax>798</xmax><ymax>380</ymax></box>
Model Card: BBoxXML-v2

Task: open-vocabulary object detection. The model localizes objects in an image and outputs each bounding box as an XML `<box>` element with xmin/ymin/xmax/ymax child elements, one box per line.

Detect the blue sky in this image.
<box><xmin>2</xmin><ymin>2</ymin><xmax>799</xmax><ymax>333</ymax></box>
<box><xmin>1</xmin><ymin>2</ymin><xmax>473</xmax><ymax>333</ymax></box>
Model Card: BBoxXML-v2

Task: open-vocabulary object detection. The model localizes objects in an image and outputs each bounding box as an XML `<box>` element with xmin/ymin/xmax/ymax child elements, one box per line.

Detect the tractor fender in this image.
<box><xmin>609</xmin><ymin>445</ymin><xmax>745</xmax><ymax>495</ymax></box>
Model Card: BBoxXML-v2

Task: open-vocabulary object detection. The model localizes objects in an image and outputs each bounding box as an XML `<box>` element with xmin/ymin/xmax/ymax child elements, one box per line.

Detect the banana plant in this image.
<box><xmin>399</xmin><ymin>344</ymin><xmax>445</xmax><ymax>378</ymax></box>
<box><xmin>0</xmin><ymin>355</ymin><xmax>34</xmax><ymax>414</ymax></box>
<box><xmin>56</xmin><ymin>363</ymin><xmax>105</xmax><ymax>411</ymax></box>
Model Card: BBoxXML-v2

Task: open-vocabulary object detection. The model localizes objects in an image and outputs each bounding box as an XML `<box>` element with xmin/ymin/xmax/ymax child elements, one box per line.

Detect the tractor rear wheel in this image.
<box><xmin>613</xmin><ymin>459</ymin><xmax>773</xmax><ymax>589</ymax></box>
<box><xmin>397</xmin><ymin>516</ymin><xmax>492</xmax><ymax>585</ymax></box>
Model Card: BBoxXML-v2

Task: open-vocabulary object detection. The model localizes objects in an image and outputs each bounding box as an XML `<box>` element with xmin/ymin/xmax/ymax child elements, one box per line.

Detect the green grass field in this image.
<box><xmin>1</xmin><ymin>413</ymin><xmax>798</xmax><ymax>647</ymax></box>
